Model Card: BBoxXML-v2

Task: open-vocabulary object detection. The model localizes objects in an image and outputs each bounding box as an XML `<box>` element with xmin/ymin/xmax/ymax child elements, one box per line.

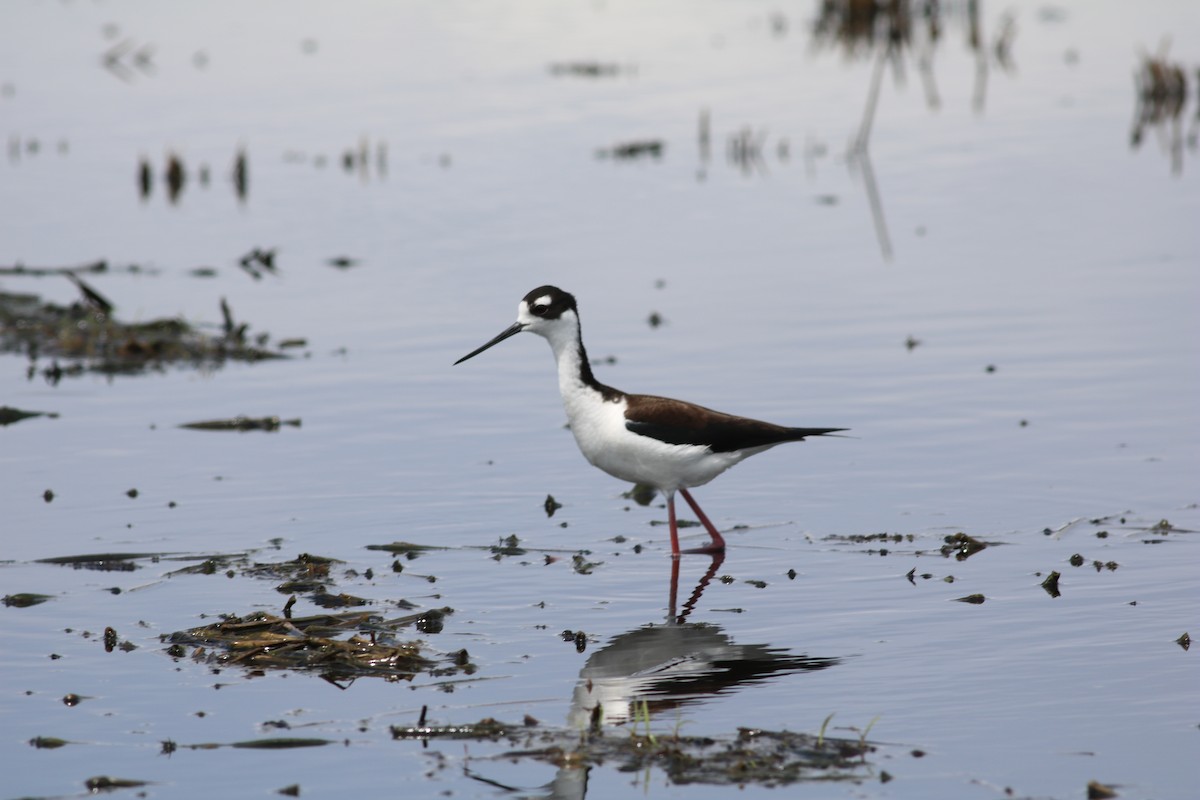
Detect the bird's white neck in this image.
<box><xmin>540</xmin><ymin>310</ymin><xmax>621</xmax><ymax>405</ymax></box>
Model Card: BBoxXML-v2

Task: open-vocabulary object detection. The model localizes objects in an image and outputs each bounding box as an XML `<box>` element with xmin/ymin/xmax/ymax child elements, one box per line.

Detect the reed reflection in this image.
<box><xmin>1131</xmin><ymin>44</ymin><xmax>1197</xmax><ymax>175</ymax></box>
<box><xmin>811</xmin><ymin>1</ymin><xmax>1017</xmax><ymax>260</ymax></box>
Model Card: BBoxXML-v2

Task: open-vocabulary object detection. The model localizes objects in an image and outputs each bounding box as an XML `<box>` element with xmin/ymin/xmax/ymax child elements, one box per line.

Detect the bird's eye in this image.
<box><xmin>531</xmin><ymin>304</ymin><xmax>548</xmax><ymax>316</ymax></box>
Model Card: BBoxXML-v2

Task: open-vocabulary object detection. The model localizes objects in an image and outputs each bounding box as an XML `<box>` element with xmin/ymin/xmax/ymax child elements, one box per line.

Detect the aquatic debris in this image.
<box><xmin>560</xmin><ymin>629</ymin><xmax>589</xmax><ymax>653</ymax></box>
<box><xmin>1087</xmin><ymin>779</ymin><xmax>1119</xmax><ymax>799</ymax></box>
<box><xmin>822</xmin><ymin>531</ymin><xmax>914</xmax><ymax>556</ymax></box>
<box><xmin>597</xmin><ymin>139</ymin><xmax>664</xmax><ymax>160</ymax></box>
<box><xmin>1</xmin><ymin>289</ymin><xmax>287</xmax><ymax>382</ymax></box>
<box><xmin>365</xmin><ymin>541</ymin><xmax>447</xmax><ymax>557</ymax></box>
<box><xmin>572</xmin><ymin>554</ymin><xmax>601</xmax><ymax>575</ymax></box>
<box><xmin>940</xmin><ymin>532</ymin><xmax>989</xmax><ymax>561</ymax></box>
<box><xmin>393</xmin><ymin>715</ymin><xmax>875</xmax><ymax>787</ymax></box>
<box><xmin>0</xmin><ymin>259</ymin><xmax>117</xmax><ymax>276</ymax></box>
<box><xmin>101</xmin><ymin>37</ymin><xmax>156</xmax><ymax>82</ymax></box>
<box><xmin>3</xmin><ymin>592</ymin><xmax>54</xmax><ymax>608</ymax></box>
<box><xmin>0</xmin><ymin>406</ymin><xmax>59</xmax><ymax>426</ymax></box>
<box><xmin>165</xmin><ymin>609</ymin><xmax>464</xmax><ymax>681</ymax></box>
<box><xmin>413</xmin><ymin>608</ymin><xmax>448</xmax><ymax>635</ymax></box>
<box><xmin>391</xmin><ymin>716</ymin><xmax>515</xmax><ymax>742</ymax></box>
<box><xmin>1041</xmin><ymin>571</ymin><xmax>1062</xmax><ymax>598</ymax></box>
<box><xmin>1131</xmin><ymin>42</ymin><xmax>1192</xmax><ymax>174</ymax></box>
<box><xmin>727</xmin><ymin>126</ymin><xmax>769</xmax><ymax>175</ymax></box>
<box><xmin>651</xmin><ymin>518</ymin><xmax>699</xmax><ymax>529</ymax></box>
<box><xmin>238</xmin><ymin>247</ymin><xmax>277</xmax><ymax>279</ymax></box>
<box><xmin>179</xmin><ymin>416</ymin><xmax>301</xmax><ymax>432</ymax></box>
<box><xmin>491</xmin><ymin>534</ymin><xmax>526</xmax><ymax>558</ymax></box>
<box><xmin>953</xmin><ymin>593</ymin><xmax>986</xmax><ymax>605</ymax></box>
<box><xmin>310</xmin><ymin>590</ymin><xmax>370</xmax><ymax>609</ymax></box>
<box><xmin>233</xmin><ymin>148</ymin><xmax>248</xmax><ymax>201</ymax></box>
<box><xmin>28</xmin><ymin>736</ymin><xmax>69</xmax><ymax>749</ymax></box>
<box><xmin>65</xmin><ymin>272</ymin><xmax>113</xmax><ymax>313</ymax></box>
<box><xmin>544</xmin><ymin>494</ymin><xmax>563</xmax><ymax>517</ymax></box>
<box><xmin>326</xmin><ymin>256</ymin><xmax>359</xmax><ymax>269</ymax></box>
<box><xmin>163</xmin><ymin>737</ymin><xmax>332</xmax><ymax>751</ymax></box>
<box><xmin>548</xmin><ymin>61</ymin><xmax>628</xmax><ymax>78</ymax></box>
<box><xmin>165</xmin><ymin>153</ymin><xmax>186</xmax><ymax>203</ymax></box>
<box><xmin>36</xmin><ymin>552</ymin><xmax>159</xmax><ymax>571</ymax></box>
<box><xmin>85</xmin><ymin>775</ymin><xmax>151</xmax><ymax>792</ymax></box>
<box><xmin>622</xmin><ymin>483</ymin><xmax>658</xmax><ymax>506</ymax></box>
<box><xmin>1176</xmin><ymin>632</ymin><xmax>1190</xmax><ymax>651</ymax></box>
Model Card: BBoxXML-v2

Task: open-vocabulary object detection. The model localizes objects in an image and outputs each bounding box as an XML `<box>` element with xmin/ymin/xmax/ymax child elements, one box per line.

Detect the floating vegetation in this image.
<box><xmin>822</xmin><ymin>531</ymin><xmax>915</xmax><ymax>557</ymax></box>
<box><xmin>1041</xmin><ymin>571</ymin><xmax>1062</xmax><ymax>598</ymax></box>
<box><xmin>392</xmin><ymin>716</ymin><xmax>875</xmax><ymax>788</ymax></box>
<box><xmin>571</xmin><ymin>554</ymin><xmax>602</xmax><ymax>575</ymax></box>
<box><xmin>36</xmin><ymin>552</ymin><xmax>161</xmax><ymax>571</ymax></box>
<box><xmin>309</xmin><ymin>590</ymin><xmax>370</xmax><ymax>609</ymax></box>
<box><xmin>0</xmin><ymin>405</ymin><xmax>58</xmax><ymax>426</ymax></box>
<box><xmin>3</xmin><ymin>592</ymin><xmax>54</xmax><ymax>608</ymax></box>
<box><xmin>490</xmin><ymin>534</ymin><xmax>527</xmax><ymax>558</ymax></box>
<box><xmin>954</xmin><ymin>593</ymin><xmax>986</xmax><ymax>605</ymax></box>
<box><xmin>364</xmin><ymin>541</ymin><xmax>448</xmax><ymax>557</ymax></box>
<box><xmin>28</xmin><ymin>736</ymin><xmax>70</xmax><ymax>749</ymax></box>
<box><xmin>0</xmin><ymin>287</ymin><xmax>287</xmax><ymax>384</ymax></box>
<box><xmin>170</xmin><ymin>737</ymin><xmax>332</xmax><ymax>751</ymax></box>
<box><xmin>0</xmin><ymin>259</ymin><xmax>149</xmax><ymax>277</ymax></box>
<box><xmin>85</xmin><ymin>776</ymin><xmax>151</xmax><ymax>792</ymax></box>
<box><xmin>179</xmin><ymin>416</ymin><xmax>301</xmax><ymax>432</ymax></box>
<box><xmin>165</xmin><ymin>609</ymin><xmax>466</xmax><ymax>682</ymax></box>
<box><xmin>560</xmin><ymin>629</ymin><xmax>590</xmax><ymax>653</ymax></box>
<box><xmin>238</xmin><ymin>247</ymin><xmax>277</xmax><ymax>280</ymax></box>
<box><xmin>940</xmin><ymin>532</ymin><xmax>990</xmax><ymax>561</ymax></box>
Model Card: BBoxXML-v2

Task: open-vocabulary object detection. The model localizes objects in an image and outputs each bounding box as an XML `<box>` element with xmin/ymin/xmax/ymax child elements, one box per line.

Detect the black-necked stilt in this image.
<box><xmin>455</xmin><ymin>286</ymin><xmax>845</xmax><ymax>557</ymax></box>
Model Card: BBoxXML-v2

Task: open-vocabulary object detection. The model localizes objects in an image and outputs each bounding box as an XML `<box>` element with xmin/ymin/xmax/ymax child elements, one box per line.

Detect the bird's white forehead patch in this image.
<box><xmin>531</xmin><ymin>294</ymin><xmax>553</xmax><ymax>308</ymax></box>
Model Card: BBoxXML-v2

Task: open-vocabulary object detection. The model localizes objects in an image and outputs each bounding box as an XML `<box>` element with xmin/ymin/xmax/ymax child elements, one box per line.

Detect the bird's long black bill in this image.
<box><xmin>454</xmin><ymin>321</ymin><xmax>526</xmax><ymax>365</ymax></box>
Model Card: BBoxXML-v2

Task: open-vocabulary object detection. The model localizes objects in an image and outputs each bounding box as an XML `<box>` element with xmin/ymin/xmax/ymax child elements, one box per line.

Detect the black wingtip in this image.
<box><xmin>791</xmin><ymin>427</ymin><xmax>849</xmax><ymax>438</ymax></box>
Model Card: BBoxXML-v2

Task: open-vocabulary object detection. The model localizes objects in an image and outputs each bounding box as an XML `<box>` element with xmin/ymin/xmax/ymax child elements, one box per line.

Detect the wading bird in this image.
<box><xmin>455</xmin><ymin>286</ymin><xmax>844</xmax><ymax>557</ymax></box>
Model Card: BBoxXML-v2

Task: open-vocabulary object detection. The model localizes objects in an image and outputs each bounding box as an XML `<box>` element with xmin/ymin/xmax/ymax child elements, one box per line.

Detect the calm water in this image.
<box><xmin>2</xmin><ymin>1</ymin><xmax>1197</xmax><ymax>798</ymax></box>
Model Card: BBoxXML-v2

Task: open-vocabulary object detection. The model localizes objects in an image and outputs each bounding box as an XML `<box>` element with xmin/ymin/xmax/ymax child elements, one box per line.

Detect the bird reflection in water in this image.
<box><xmin>569</xmin><ymin>554</ymin><xmax>841</xmax><ymax>728</ymax></box>
<box><xmin>467</xmin><ymin>556</ymin><xmax>844</xmax><ymax>799</ymax></box>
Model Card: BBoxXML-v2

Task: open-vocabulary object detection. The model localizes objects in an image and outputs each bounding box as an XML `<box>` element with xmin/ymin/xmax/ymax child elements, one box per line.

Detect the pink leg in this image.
<box><xmin>666</xmin><ymin>490</ymin><xmax>682</xmax><ymax>558</ymax></box>
<box><xmin>679</xmin><ymin>488</ymin><xmax>726</xmax><ymax>554</ymax></box>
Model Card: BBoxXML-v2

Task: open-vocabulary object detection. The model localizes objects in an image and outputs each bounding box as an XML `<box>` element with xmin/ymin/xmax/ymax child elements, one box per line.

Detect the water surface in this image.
<box><xmin>1</xmin><ymin>1</ymin><xmax>1197</xmax><ymax>798</ymax></box>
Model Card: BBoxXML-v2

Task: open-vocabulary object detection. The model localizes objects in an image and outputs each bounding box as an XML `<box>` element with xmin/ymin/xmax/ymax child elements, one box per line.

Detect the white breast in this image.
<box><xmin>559</xmin><ymin>380</ymin><xmax>748</xmax><ymax>491</ymax></box>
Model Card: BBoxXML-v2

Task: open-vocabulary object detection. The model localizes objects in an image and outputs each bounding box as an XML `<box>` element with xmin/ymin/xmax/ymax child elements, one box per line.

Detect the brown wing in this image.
<box><xmin>624</xmin><ymin>394</ymin><xmax>845</xmax><ymax>453</ymax></box>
